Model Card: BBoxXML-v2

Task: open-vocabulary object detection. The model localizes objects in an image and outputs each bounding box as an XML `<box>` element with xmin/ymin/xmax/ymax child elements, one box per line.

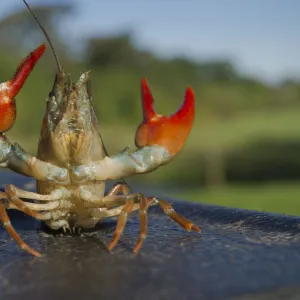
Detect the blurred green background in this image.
<box><xmin>0</xmin><ymin>1</ymin><xmax>300</xmax><ymax>216</ymax></box>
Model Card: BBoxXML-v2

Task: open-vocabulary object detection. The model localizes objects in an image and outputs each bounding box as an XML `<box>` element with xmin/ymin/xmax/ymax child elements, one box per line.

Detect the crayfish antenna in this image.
<box><xmin>23</xmin><ymin>0</ymin><xmax>63</xmax><ymax>74</ymax></box>
<box><xmin>135</xmin><ymin>78</ymin><xmax>195</xmax><ymax>157</ymax></box>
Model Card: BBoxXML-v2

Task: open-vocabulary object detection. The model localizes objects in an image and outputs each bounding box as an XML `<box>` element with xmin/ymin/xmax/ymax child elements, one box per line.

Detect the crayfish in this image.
<box><xmin>0</xmin><ymin>1</ymin><xmax>200</xmax><ymax>257</ymax></box>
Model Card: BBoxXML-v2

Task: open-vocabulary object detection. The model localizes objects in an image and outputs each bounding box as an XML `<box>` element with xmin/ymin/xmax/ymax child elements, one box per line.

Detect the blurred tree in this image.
<box><xmin>86</xmin><ymin>33</ymin><xmax>154</xmax><ymax>70</ymax></box>
<box><xmin>0</xmin><ymin>3</ymin><xmax>72</xmax><ymax>55</ymax></box>
<box><xmin>0</xmin><ymin>1</ymin><xmax>300</xmax><ymax>191</ymax></box>
<box><xmin>197</xmin><ymin>60</ymin><xmax>238</xmax><ymax>82</ymax></box>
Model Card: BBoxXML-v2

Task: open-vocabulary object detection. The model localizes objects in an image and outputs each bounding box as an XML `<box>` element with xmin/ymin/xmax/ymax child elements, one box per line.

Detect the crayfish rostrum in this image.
<box><xmin>0</xmin><ymin>1</ymin><xmax>200</xmax><ymax>257</ymax></box>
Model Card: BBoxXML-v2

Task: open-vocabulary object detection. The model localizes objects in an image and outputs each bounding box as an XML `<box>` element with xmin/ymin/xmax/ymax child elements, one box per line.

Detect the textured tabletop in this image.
<box><xmin>0</xmin><ymin>171</ymin><xmax>300</xmax><ymax>300</ymax></box>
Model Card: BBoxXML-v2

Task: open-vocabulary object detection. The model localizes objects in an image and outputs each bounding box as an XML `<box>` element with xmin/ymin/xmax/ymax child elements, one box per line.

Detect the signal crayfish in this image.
<box><xmin>0</xmin><ymin>1</ymin><xmax>200</xmax><ymax>257</ymax></box>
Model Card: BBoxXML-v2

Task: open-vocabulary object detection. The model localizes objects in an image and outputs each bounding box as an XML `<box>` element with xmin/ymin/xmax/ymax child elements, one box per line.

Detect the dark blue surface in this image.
<box><xmin>0</xmin><ymin>170</ymin><xmax>300</xmax><ymax>300</ymax></box>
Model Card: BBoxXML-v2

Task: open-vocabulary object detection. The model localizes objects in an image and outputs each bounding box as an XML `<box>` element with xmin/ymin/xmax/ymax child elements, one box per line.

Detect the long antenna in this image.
<box><xmin>23</xmin><ymin>0</ymin><xmax>63</xmax><ymax>74</ymax></box>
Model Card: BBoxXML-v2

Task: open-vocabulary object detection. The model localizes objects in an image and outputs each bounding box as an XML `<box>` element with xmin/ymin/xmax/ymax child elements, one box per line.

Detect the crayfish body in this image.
<box><xmin>0</xmin><ymin>1</ymin><xmax>200</xmax><ymax>257</ymax></box>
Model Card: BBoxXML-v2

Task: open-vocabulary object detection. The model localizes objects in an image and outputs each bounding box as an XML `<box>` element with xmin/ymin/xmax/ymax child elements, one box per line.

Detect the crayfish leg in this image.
<box><xmin>133</xmin><ymin>195</ymin><xmax>149</xmax><ymax>253</ymax></box>
<box><xmin>105</xmin><ymin>191</ymin><xmax>200</xmax><ymax>253</ymax></box>
<box><xmin>105</xmin><ymin>187</ymin><xmax>151</xmax><ymax>253</ymax></box>
<box><xmin>5</xmin><ymin>185</ymin><xmax>44</xmax><ymax>220</ymax></box>
<box><xmin>107</xmin><ymin>182</ymin><xmax>130</xmax><ymax>196</ymax></box>
<box><xmin>157</xmin><ymin>199</ymin><xmax>201</xmax><ymax>233</ymax></box>
<box><xmin>0</xmin><ymin>194</ymin><xmax>41</xmax><ymax>257</ymax></box>
<box><xmin>108</xmin><ymin>199</ymin><xmax>135</xmax><ymax>251</ymax></box>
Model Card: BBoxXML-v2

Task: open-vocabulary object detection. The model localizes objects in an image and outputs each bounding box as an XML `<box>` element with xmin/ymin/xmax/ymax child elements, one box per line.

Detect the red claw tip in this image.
<box><xmin>136</xmin><ymin>80</ymin><xmax>195</xmax><ymax>156</ymax></box>
<box><xmin>0</xmin><ymin>44</ymin><xmax>46</xmax><ymax>133</ymax></box>
<box><xmin>7</xmin><ymin>43</ymin><xmax>46</xmax><ymax>98</ymax></box>
<box><xmin>141</xmin><ymin>77</ymin><xmax>157</xmax><ymax>121</ymax></box>
<box><xmin>174</xmin><ymin>86</ymin><xmax>195</xmax><ymax>122</ymax></box>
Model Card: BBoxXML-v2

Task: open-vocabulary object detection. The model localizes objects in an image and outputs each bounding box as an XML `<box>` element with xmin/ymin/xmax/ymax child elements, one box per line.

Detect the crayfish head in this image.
<box><xmin>38</xmin><ymin>71</ymin><xmax>105</xmax><ymax>167</ymax></box>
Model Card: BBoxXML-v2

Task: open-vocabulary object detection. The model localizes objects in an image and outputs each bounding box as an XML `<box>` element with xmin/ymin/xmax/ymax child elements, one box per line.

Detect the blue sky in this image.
<box><xmin>2</xmin><ymin>0</ymin><xmax>300</xmax><ymax>83</ymax></box>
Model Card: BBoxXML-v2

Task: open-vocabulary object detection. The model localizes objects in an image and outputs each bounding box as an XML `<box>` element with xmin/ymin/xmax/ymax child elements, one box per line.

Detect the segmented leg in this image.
<box><xmin>0</xmin><ymin>193</ymin><xmax>53</xmax><ymax>221</ymax></box>
<box><xmin>5</xmin><ymin>184</ymin><xmax>67</xmax><ymax>201</ymax></box>
<box><xmin>107</xmin><ymin>194</ymin><xmax>151</xmax><ymax>252</ymax></box>
<box><xmin>6</xmin><ymin>200</ymin><xmax>59</xmax><ymax>211</ymax></box>
<box><xmin>81</xmin><ymin>183</ymin><xmax>200</xmax><ymax>253</ymax></box>
<box><xmin>133</xmin><ymin>195</ymin><xmax>149</xmax><ymax>253</ymax></box>
<box><xmin>0</xmin><ymin>186</ymin><xmax>67</xmax><ymax>256</ymax></box>
<box><xmin>90</xmin><ymin>203</ymin><xmax>141</xmax><ymax>219</ymax></box>
<box><xmin>79</xmin><ymin>183</ymin><xmax>147</xmax><ymax>251</ymax></box>
<box><xmin>80</xmin><ymin>189</ymin><xmax>127</xmax><ymax>208</ymax></box>
<box><xmin>106</xmin><ymin>194</ymin><xmax>200</xmax><ymax>252</ymax></box>
<box><xmin>80</xmin><ymin>184</ymin><xmax>133</xmax><ymax>208</ymax></box>
<box><xmin>3</xmin><ymin>184</ymin><xmax>70</xmax><ymax>213</ymax></box>
<box><xmin>157</xmin><ymin>198</ymin><xmax>201</xmax><ymax>233</ymax></box>
<box><xmin>107</xmin><ymin>182</ymin><xmax>130</xmax><ymax>196</ymax></box>
<box><xmin>5</xmin><ymin>185</ymin><xmax>44</xmax><ymax>220</ymax></box>
<box><xmin>0</xmin><ymin>192</ymin><xmax>41</xmax><ymax>257</ymax></box>
<box><xmin>108</xmin><ymin>198</ymin><xmax>135</xmax><ymax>251</ymax></box>
<box><xmin>93</xmin><ymin>196</ymin><xmax>150</xmax><ymax>252</ymax></box>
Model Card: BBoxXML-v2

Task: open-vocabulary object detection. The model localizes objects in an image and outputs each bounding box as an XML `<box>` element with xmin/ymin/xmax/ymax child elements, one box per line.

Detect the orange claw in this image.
<box><xmin>0</xmin><ymin>43</ymin><xmax>46</xmax><ymax>133</ymax></box>
<box><xmin>135</xmin><ymin>78</ymin><xmax>195</xmax><ymax>156</ymax></box>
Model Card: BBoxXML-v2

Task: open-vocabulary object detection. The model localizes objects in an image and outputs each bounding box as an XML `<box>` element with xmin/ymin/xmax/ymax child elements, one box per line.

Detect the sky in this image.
<box><xmin>1</xmin><ymin>0</ymin><xmax>300</xmax><ymax>83</ymax></box>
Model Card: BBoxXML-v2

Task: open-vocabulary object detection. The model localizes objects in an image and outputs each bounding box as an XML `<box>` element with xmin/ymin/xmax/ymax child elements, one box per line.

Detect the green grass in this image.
<box><xmin>173</xmin><ymin>181</ymin><xmax>300</xmax><ymax>217</ymax></box>
<box><xmin>189</xmin><ymin>106</ymin><xmax>300</xmax><ymax>151</ymax></box>
<box><xmin>7</xmin><ymin>105</ymin><xmax>300</xmax><ymax>155</ymax></box>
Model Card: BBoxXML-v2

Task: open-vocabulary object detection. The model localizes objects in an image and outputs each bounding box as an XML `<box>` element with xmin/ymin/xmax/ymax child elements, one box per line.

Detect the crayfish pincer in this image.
<box><xmin>0</xmin><ymin>0</ymin><xmax>200</xmax><ymax>257</ymax></box>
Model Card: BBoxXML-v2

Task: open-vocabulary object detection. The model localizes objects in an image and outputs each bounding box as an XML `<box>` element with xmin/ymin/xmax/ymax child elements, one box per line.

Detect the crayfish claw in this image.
<box><xmin>135</xmin><ymin>78</ymin><xmax>195</xmax><ymax>157</ymax></box>
<box><xmin>0</xmin><ymin>44</ymin><xmax>46</xmax><ymax>133</ymax></box>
